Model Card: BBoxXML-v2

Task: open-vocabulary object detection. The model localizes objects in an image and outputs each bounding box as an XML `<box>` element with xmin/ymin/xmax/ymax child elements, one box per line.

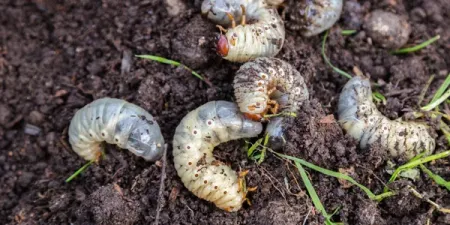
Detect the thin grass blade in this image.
<box><xmin>418</xmin><ymin>75</ymin><xmax>435</xmax><ymax>106</ymax></box>
<box><xmin>65</xmin><ymin>160</ymin><xmax>94</xmax><ymax>183</ymax></box>
<box><xmin>294</xmin><ymin>161</ymin><xmax>332</xmax><ymax>224</ymax></box>
<box><xmin>274</xmin><ymin>151</ymin><xmax>377</xmax><ymax>199</ymax></box>
<box><xmin>385</xmin><ymin>150</ymin><xmax>450</xmax><ymax>191</ymax></box>
<box><xmin>426</xmin><ymin>74</ymin><xmax>450</xmax><ymax>104</ymax></box>
<box><xmin>322</xmin><ymin>30</ymin><xmax>353</xmax><ymax>79</ymax></box>
<box><xmin>391</xmin><ymin>35</ymin><xmax>440</xmax><ymax>54</ymax></box>
<box><xmin>247</xmin><ymin>138</ymin><xmax>263</xmax><ymax>158</ymax></box>
<box><xmin>341</xmin><ymin>30</ymin><xmax>357</xmax><ymax>36</ymax></box>
<box><xmin>421</xmin><ymin>89</ymin><xmax>450</xmax><ymax>111</ymax></box>
<box><xmin>420</xmin><ymin>165</ymin><xmax>450</xmax><ymax>191</ymax></box>
<box><xmin>136</xmin><ymin>54</ymin><xmax>181</xmax><ymax>66</ymax></box>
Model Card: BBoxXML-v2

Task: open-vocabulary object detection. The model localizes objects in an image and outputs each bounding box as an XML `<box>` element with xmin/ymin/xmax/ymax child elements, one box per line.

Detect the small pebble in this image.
<box><xmin>28</xmin><ymin>110</ymin><xmax>45</xmax><ymax>125</ymax></box>
<box><xmin>86</xmin><ymin>61</ymin><xmax>104</xmax><ymax>75</ymax></box>
<box><xmin>49</xmin><ymin>194</ymin><xmax>71</xmax><ymax>212</ymax></box>
<box><xmin>121</xmin><ymin>50</ymin><xmax>132</xmax><ymax>75</ymax></box>
<box><xmin>16</xmin><ymin>172</ymin><xmax>34</xmax><ymax>188</ymax></box>
<box><xmin>165</xmin><ymin>0</ymin><xmax>186</xmax><ymax>16</ymax></box>
<box><xmin>0</xmin><ymin>104</ymin><xmax>13</xmax><ymax>126</ymax></box>
<box><xmin>364</xmin><ymin>10</ymin><xmax>411</xmax><ymax>49</ymax></box>
<box><xmin>410</xmin><ymin>7</ymin><xmax>426</xmax><ymax>22</ymax></box>
<box><xmin>24</xmin><ymin>124</ymin><xmax>42</xmax><ymax>136</ymax></box>
<box><xmin>75</xmin><ymin>188</ymin><xmax>87</xmax><ymax>202</ymax></box>
<box><xmin>342</xmin><ymin>0</ymin><xmax>364</xmax><ymax>30</ymax></box>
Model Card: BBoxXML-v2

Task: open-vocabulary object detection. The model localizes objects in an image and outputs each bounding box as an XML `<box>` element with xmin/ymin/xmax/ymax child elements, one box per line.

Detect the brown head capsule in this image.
<box><xmin>216</xmin><ymin>34</ymin><xmax>229</xmax><ymax>57</ymax></box>
<box><xmin>202</xmin><ymin>0</ymin><xmax>285</xmax><ymax>62</ymax></box>
<box><xmin>233</xmin><ymin>58</ymin><xmax>309</xmax><ymax>148</ymax></box>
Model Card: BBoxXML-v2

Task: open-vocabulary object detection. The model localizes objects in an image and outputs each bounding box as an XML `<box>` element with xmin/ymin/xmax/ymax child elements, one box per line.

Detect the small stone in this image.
<box><xmin>75</xmin><ymin>188</ymin><xmax>87</xmax><ymax>202</ymax></box>
<box><xmin>28</xmin><ymin>110</ymin><xmax>45</xmax><ymax>125</ymax></box>
<box><xmin>0</xmin><ymin>104</ymin><xmax>13</xmax><ymax>126</ymax></box>
<box><xmin>410</xmin><ymin>7</ymin><xmax>426</xmax><ymax>22</ymax></box>
<box><xmin>423</xmin><ymin>1</ymin><xmax>444</xmax><ymax>23</ymax></box>
<box><xmin>24</xmin><ymin>124</ymin><xmax>42</xmax><ymax>136</ymax></box>
<box><xmin>16</xmin><ymin>172</ymin><xmax>34</xmax><ymax>188</ymax></box>
<box><xmin>46</xmin><ymin>132</ymin><xmax>56</xmax><ymax>144</ymax></box>
<box><xmin>90</xmin><ymin>75</ymin><xmax>103</xmax><ymax>90</ymax></box>
<box><xmin>120</xmin><ymin>50</ymin><xmax>132</xmax><ymax>75</ymax></box>
<box><xmin>165</xmin><ymin>0</ymin><xmax>186</xmax><ymax>16</ymax></box>
<box><xmin>364</xmin><ymin>10</ymin><xmax>411</xmax><ymax>49</ymax></box>
<box><xmin>54</xmin><ymin>89</ymin><xmax>69</xmax><ymax>97</ymax></box>
<box><xmin>342</xmin><ymin>0</ymin><xmax>364</xmax><ymax>30</ymax></box>
<box><xmin>86</xmin><ymin>61</ymin><xmax>104</xmax><ymax>75</ymax></box>
<box><xmin>49</xmin><ymin>194</ymin><xmax>71</xmax><ymax>212</ymax></box>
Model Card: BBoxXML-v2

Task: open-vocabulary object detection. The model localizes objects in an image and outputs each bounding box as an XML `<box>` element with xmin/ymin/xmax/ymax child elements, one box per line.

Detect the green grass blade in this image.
<box><xmin>341</xmin><ymin>30</ymin><xmax>357</xmax><ymax>36</ymax></box>
<box><xmin>136</xmin><ymin>55</ymin><xmax>215</xmax><ymax>87</ymax></box>
<box><xmin>135</xmin><ymin>54</ymin><xmax>181</xmax><ymax>66</ymax></box>
<box><xmin>372</xmin><ymin>92</ymin><xmax>387</xmax><ymax>105</ymax></box>
<box><xmin>264</xmin><ymin>111</ymin><xmax>297</xmax><ymax>118</ymax></box>
<box><xmin>322</xmin><ymin>30</ymin><xmax>353</xmax><ymax>79</ymax></box>
<box><xmin>422</xmin><ymin>74</ymin><xmax>450</xmax><ymax>108</ymax></box>
<box><xmin>252</xmin><ymin>154</ymin><xmax>262</xmax><ymax>160</ymax></box>
<box><xmin>420</xmin><ymin>164</ymin><xmax>450</xmax><ymax>191</ymax></box>
<box><xmin>247</xmin><ymin>138</ymin><xmax>263</xmax><ymax>158</ymax></box>
<box><xmin>188</xmin><ymin>68</ymin><xmax>205</xmax><ymax>81</ymax></box>
<box><xmin>295</xmin><ymin>161</ymin><xmax>333</xmax><ymax>224</ymax></box>
<box><xmin>65</xmin><ymin>160</ymin><xmax>94</xmax><ymax>183</ymax></box>
<box><xmin>263</xmin><ymin>132</ymin><xmax>270</xmax><ymax>146</ymax></box>
<box><xmin>257</xmin><ymin>134</ymin><xmax>270</xmax><ymax>165</ymax></box>
<box><xmin>330</xmin><ymin>206</ymin><xmax>342</xmax><ymax>217</ymax></box>
<box><xmin>274</xmin><ymin>151</ymin><xmax>377</xmax><ymax>199</ymax></box>
<box><xmin>257</xmin><ymin>147</ymin><xmax>266</xmax><ymax>165</ymax></box>
<box><xmin>417</xmin><ymin>75</ymin><xmax>435</xmax><ymax>106</ymax></box>
<box><xmin>385</xmin><ymin>150</ymin><xmax>450</xmax><ymax>192</ymax></box>
<box><xmin>391</xmin><ymin>35</ymin><xmax>440</xmax><ymax>54</ymax></box>
<box><xmin>408</xmin><ymin>152</ymin><xmax>426</xmax><ymax>163</ymax></box>
<box><xmin>421</xmin><ymin>88</ymin><xmax>450</xmax><ymax>111</ymax></box>
<box><xmin>441</xmin><ymin>124</ymin><xmax>450</xmax><ymax>146</ymax></box>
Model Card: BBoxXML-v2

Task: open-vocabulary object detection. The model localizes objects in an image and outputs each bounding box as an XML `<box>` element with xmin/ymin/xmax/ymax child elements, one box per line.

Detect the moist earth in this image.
<box><xmin>1</xmin><ymin>0</ymin><xmax>449</xmax><ymax>224</ymax></box>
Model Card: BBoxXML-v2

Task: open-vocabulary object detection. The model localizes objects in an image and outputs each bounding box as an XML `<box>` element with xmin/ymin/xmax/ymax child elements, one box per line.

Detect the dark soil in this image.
<box><xmin>1</xmin><ymin>0</ymin><xmax>449</xmax><ymax>224</ymax></box>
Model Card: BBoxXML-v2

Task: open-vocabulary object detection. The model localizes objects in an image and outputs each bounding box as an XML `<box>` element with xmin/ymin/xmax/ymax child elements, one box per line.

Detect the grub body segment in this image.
<box><xmin>68</xmin><ymin>98</ymin><xmax>165</xmax><ymax>161</ymax></box>
<box><xmin>173</xmin><ymin>101</ymin><xmax>262</xmax><ymax>211</ymax></box>
<box><xmin>202</xmin><ymin>0</ymin><xmax>285</xmax><ymax>62</ymax></box>
<box><xmin>338</xmin><ymin>77</ymin><xmax>435</xmax><ymax>160</ymax></box>
<box><xmin>234</xmin><ymin>57</ymin><xmax>309</xmax><ymax>148</ymax></box>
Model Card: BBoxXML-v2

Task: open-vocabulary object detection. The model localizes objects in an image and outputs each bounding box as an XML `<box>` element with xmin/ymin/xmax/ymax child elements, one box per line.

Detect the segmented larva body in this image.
<box><xmin>202</xmin><ymin>0</ymin><xmax>285</xmax><ymax>62</ymax></box>
<box><xmin>173</xmin><ymin>101</ymin><xmax>262</xmax><ymax>212</ymax></box>
<box><xmin>69</xmin><ymin>98</ymin><xmax>165</xmax><ymax>161</ymax></box>
<box><xmin>265</xmin><ymin>0</ymin><xmax>284</xmax><ymax>6</ymax></box>
<box><xmin>233</xmin><ymin>57</ymin><xmax>309</xmax><ymax>147</ymax></box>
<box><xmin>299</xmin><ymin>0</ymin><xmax>343</xmax><ymax>37</ymax></box>
<box><xmin>338</xmin><ymin>77</ymin><xmax>435</xmax><ymax>160</ymax></box>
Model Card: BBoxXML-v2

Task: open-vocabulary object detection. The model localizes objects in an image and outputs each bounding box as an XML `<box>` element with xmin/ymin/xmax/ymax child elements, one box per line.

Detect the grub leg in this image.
<box><xmin>226</xmin><ymin>12</ymin><xmax>236</xmax><ymax>28</ymax></box>
<box><xmin>216</xmin><ymin>25</ymin><xmax>228</xmax><ymax>34</ymax></box>
<box><xmin>240</xmin><ymin>5</ymin><xmax>246</xmax><ymax>25</ymax></box>
<box><xmin>267</xmin><ymin>100</ymin><xmax>280</xmax><ymax>114</ymax></box>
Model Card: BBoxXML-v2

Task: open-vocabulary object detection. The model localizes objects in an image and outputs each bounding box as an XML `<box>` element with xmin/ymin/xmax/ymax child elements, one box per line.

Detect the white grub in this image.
<box><xmin>202</xmin><ymin>0</ymin><xmax>285</xmax><ymax>62</ymax></box>
<box><xmin>173</xmin><ymin>101</ymin><xmax>262</xmax><ymax>211</ymax></box>
<box><xmin>337</xmin><ymin>76</ymin><xmax>435</xmax><ymax>160</ymax></box>
<box><xmin>233</xmin><ymin>57</ymin><xmax>309</xmax><ymax>148</ymax></box>
<box><xmin>69</xmin><ymin>98</ymin><xmax>165</xmax><ymax>161</ymax></box>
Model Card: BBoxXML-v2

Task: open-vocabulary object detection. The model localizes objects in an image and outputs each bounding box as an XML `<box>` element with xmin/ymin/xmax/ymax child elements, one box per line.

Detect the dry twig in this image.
<box><xmin>154</xmin><ymin>145</ymin><xmax>168</xmax><ymax>225</ymax></box>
